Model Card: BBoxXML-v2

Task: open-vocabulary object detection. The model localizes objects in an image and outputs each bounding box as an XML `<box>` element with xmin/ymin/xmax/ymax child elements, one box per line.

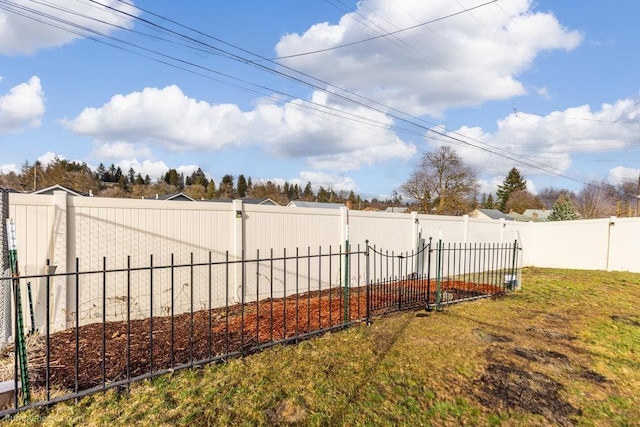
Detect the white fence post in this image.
<box><xmin>606</xmin><ymin>216</ymin><xmax>616</xmax><ymax>272</ymax></box>
<box><xmin>462</xmin><ymin>215</ymin><xmax>469</xmax><ymax>243</ymax></box>
<box><xmin>52</xmin><ymin>190</ymin><xmax>68</xmax><ymax>331</ymax></box>
<box><xmin>0</xmin><ymin>188</ymin><xmax>9</xmax><ymax>347</ymax></box>
<box><xmin>411</xmin><ymin>211</ymin><xmax>420</xmax><ymax>249</ymax></box>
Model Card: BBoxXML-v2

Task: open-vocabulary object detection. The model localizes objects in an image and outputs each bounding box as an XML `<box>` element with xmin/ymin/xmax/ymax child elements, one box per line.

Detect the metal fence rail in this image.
<box><xmin>0</xmin><ymin>239</ymin><xmax>521</xmax><ymax>417</ymax></box>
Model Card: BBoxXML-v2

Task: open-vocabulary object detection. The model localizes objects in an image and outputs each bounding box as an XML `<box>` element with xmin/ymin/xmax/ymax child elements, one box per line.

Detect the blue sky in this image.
<box><xmin>1</xmin><ymin>0</ymin><xmax>639</xmax><ymax>199</ymax></box>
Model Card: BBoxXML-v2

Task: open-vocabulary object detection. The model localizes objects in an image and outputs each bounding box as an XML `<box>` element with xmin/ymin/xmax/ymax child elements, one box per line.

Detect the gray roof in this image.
<box><xmin>384</xmin><ymin>207</ymin><xmax>409</xmax><ymax>213</ymax></box>
<box><xmin>475</xmin><ymin>209</ymin><xmax>515</xmax><ymax>221</ymax></box>
<box><xmin>287</xmin><ymin>201</ymin><xmax>346</xmax><ymax>209</ymax></box>
<box><xmin>522</xmin><ymin>209</ymin><xmax>551</xmax><ymax>220</ymax></box>
<box><xmin>153</xmin><ymin>192</ymin><xmax>195</xmax><ymax>201</ymax></box>
<box><xmin>203</xmin><ymin>198</ymin><xmax>280</xmax><ymax>205</ymax></box>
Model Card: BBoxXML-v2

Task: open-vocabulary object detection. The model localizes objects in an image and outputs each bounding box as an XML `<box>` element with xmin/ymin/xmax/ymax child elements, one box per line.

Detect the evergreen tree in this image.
<box><xmin>496</xmin><ymin>168</ymin><xmax>527</xmax><ymax>212</ymax></box>
<box><xmin>189</xmin><ymin>168</ymin><xmax>208</xmax><ymax>187</ymax></box>
<box><xmin>303</xmin><ymin>182</ymin><xmax>314</xmax><ymax>200</ymax></box>
<box><xmin>478</xmin><ymin>193</ymin><xmax>494</xmax><ymax>209</ymax></box>
<box><xmin>206</xmin><ymin>180</ymin><xmax>217</xmax><ymax>199</ymax></box>
<box><xmin>548</xmin><ymin>195</ymin><xmax>579</xmax><ymax>221</ymax></box>
<box><xmin>114</xmin><ymin>166</ymin><xmax>123</xmax><ymax>183</ymax></box>
<box><xmin>292</xmin><ymin>184</ymin><xmax>300</xmax><ymax>200</ymax></box>
<box><xmin>127</xmin><ymin>167</ymin><xmax>136</xmax><ymax>184</ymax></box>
<box><xmin>135</xmin><ymin>173</ymin><xmax>145</xmax><ymax>185</ymax></box>
<box><xmin>96</xmin><ymin>163</ymin><xmax>107</xmax><ymax>181</ymax></box>
<box><xmin>237</xmin><ymin>174</ymin><xmax>248</xmax><ymax>198</ymax></box>
<box><xmin>144</xmin><ymin>174</ymin><xmax>151</xmax><ymax>185</ymax></box>
<box><xmin>219</xmin><ymin>174</ymin><xmax>235</xmax><ymax>198</ymax></box>
<box><xmin>317</xmin><ymin>186</ymin><xmax>330</xmax><ymax>202</ymax></box>
<box><xmin>106</xmin><ymin>164</ymin><xmax>117</xmax><ymax>182</ymax></box>
<box><xmin>164</xmin><ymin>169</ymin><xmax>179</xmax><ymax>186</ymax></box>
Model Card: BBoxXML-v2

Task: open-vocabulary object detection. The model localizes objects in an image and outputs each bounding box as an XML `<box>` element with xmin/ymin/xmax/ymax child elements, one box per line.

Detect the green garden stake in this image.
<box><xmin>6</xmin><ymin>219</ymin><xmax>31</xmax><ymax>405</ymax></box>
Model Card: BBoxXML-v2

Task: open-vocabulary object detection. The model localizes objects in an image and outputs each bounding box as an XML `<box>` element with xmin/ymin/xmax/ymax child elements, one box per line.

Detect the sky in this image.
<box><xmin>1</xmin><ymin>0</ymin><xmax>639</xmax><ymax>200</ymax></box>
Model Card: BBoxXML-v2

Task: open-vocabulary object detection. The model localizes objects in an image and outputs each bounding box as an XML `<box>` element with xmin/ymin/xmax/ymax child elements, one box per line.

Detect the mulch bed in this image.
<box><xmin>12</xmin><ymin>279</ymin><xmax>503</xmax><ymax>392</ymax></box>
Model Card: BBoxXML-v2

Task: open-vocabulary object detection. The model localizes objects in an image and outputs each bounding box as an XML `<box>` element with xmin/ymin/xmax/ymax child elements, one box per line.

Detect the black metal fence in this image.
<box><xmin>0</xmin><ymin>239</ymin><xmax>521</xmax><ymax>417</ymax></box>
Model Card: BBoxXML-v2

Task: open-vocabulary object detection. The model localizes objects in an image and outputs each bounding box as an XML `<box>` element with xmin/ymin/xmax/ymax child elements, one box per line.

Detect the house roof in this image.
<box><xmin>152</xmin><ymin>192</ymin><xmax>195</xmax><ymax>201</ymax></box>
<box><xmin>287</xmin><ymin>201</ymin><xmax>346</xmax><ymax>209</ymax></box>
<box><xmin>384</xmin><ymin>207</ymin><xmax>409</xmax><ymax>213</ymax></box>
<box><xmin>203</xmin><ymin>198</ymin><xmax>280</xmax><ymax>205</ymax></box>
<box><xmin>522</xmin><ymin>209</ymin><xmax>551</xmax><ymax>220</ymax></box>
<box><xmin>32</xmin><ymin>184</ymin><xmax>83</xmax><ymax>197</ymax></box>
<box><xmin>472</xmin><ymin>209</ymin><xmax>515</xmax><ymax>221</ymax></box>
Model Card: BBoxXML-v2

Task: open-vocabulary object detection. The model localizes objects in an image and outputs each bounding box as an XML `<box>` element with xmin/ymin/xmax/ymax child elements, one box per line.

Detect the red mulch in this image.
<box><xmin>27</xmin><ymin>280</ymin><xmax>503</xmax><ymax>391</ymax></box>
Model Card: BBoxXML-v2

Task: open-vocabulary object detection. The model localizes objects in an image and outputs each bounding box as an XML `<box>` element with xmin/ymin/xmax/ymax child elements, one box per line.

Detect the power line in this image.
<box><xmin>5</xmin><ymin>0</ymin><xmax>618</xmax><ymax>190</ymax></box>
<box><xmin>271</xmin><ymin>0</ymin><xmax>498</xmax><ymax>60</ymax></box>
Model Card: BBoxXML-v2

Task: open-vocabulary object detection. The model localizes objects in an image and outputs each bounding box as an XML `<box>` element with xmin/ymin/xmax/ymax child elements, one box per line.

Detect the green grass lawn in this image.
<box><xmin>5</xmin><ymin>267</ymin><xmax>640</xmax><ymax>426</ymax></box>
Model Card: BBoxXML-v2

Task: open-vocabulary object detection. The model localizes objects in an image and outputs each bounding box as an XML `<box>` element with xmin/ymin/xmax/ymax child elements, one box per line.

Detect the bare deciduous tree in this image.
<box><xmin>504</xmin><ymin>190</ymin><xmax>544</xmax><ymax>214</ymax></box>
<box><xmin>574</xmin><ymin>181</ymin><xmax>616</xmax><ymax>219</ymax></box>
<box><xmin>401</xmin><ymin>146</ymin><xmax>478</xmax><ymax>215</ymax></box>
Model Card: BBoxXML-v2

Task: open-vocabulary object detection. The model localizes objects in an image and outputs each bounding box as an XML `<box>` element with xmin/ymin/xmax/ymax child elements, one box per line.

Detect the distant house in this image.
<box><xmin>468</xmin><ymin>208</ymin><xmax>515</xmax><ymax>221</ymax></box>
<box><xmin>204</xmin><ymin>198</ymin><xmax>280</xmax><ymax>206</ymax></box>
<box><xmin>287</xmin><ymin>201</ymin><xmax>346</xmax><ymax>209</ymax></box>
<box><xmin>239</xmin><ymin>198</ymin><xmax>279</xmax><ymax>206</ymax></box>
<box><xmin>149</xmin><ymin>192</ymin><xmax>195</xmax><ymax>201</ymax></box>
<box><xmin>522</xmin><ymin>208</ymin><xmax>551</xmax><ymax>221</ymax></box>
<box><xmin>32</xmin><ymin>184</ymin><xmax>84</xmax><ymax>197</ymax></box>
<box><xmin>384</xmin><ymin>207</ymin><xmax>409</xmax><ymax>213</ymax></box>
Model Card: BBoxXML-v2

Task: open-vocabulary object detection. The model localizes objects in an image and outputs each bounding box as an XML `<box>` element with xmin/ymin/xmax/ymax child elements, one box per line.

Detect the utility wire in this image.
<box><xmin>272</xmin><ymin>0</ymin><xmax>497</xmax><ymax>60</ymax></box>
<box><xmin>6</xmin><ymin>0</ymin><xmax>615</xmax><ymax>189</ymax></box>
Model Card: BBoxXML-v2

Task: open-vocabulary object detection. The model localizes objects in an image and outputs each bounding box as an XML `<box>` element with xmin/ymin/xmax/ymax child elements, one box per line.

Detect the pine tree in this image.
<box><xmin>480</xmin><ymin>193</ymin><xmax>496</xmax><ymax>209</ymax></box>
<box><xmin>548</xmin><ymin>195</ymin><xmax>579</xmax><ymax>221</ymax></box>
<box><xmin>164</xmin><ymin>169</ymin><xmax>179</xmax><ymax>186</ymax></box>
<box><xmin>127</xmin><ymin>167</ymin><xmax>136</xmax><ymax>184</ymax></box>
<box><xmin>206</xmin><ymin>180</ymin><xmax>217</xmax><ymax>199</ymax></box>
<box><xmin>496</xmin><ymin>168</ymin><xmax>527</xmax><ymax>212</ymax></box>
<box><xmin>237</xmin><ymin>174</ymin><xmax>248</xmax><ymax>198</ymax></box>
<box><xmin>303</xmin><ymin>182</ymin><xmax>313</xmax><ymax>200</ymax></box>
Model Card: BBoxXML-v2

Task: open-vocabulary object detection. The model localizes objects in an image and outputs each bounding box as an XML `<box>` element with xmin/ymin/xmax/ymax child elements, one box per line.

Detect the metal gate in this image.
<box><xmin>365</xmin><ymin>239</ymin><xmax>521</xmax><ymax>319</ymax></box>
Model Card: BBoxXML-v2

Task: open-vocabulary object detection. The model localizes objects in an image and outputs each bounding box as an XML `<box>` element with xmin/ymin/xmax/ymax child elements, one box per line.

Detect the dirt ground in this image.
<box><xmin>3</xmin><ymin>279</ymin><xmax>503</xmax><ymax>393</ymax></box>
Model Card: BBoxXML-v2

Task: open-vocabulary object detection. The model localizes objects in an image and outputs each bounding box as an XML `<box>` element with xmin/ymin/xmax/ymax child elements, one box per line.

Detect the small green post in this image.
<box><xmin>6</xmin><ymin>219</ymin><xmax>30</xmax><ymax>405</ymax></box>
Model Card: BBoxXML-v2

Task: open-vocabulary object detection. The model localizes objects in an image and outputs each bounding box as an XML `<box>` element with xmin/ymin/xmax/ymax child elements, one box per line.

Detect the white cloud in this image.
<box><xmin>275</xmin><ymin>0</ymin><xmax>582</xmax><ymax>116</ymax></box>
<box><xmin>37</xmin><ymin>151</ymin><xmax>62</xmax><ymax>166</ymax></box>
<box><xmin>111</xmin><ymin>159</ymin><xmax>170</xmax><ymax>181</ymax></box>
<box><xmin>63</xmin><ymin>85</ymin><xmax>416</xmax><ymax>171</ymax></box>
<box><xmin>434</xmin><ymin>98</ymin><xmax>640</xmax><ymax>178</ymax></box>
<box><xmin>0</xmin><ymin>163</ymin><xmax>18</xmax><ymax>174</ymax></box>
<box><xmin>608</xmin><ymin>166</ymin><xmax>639</xmax><ymax>186</ymax></box>
<box><xmin>91</xmin><ymin>141</ymin><xmax>152</xmax><ymax>159</ymax></box>
<box><xmin>0</xmin><ymin>76</ymin><xmax>45</xmax><ymax>132</ymax></box>
<box><xmin>292</xmin><ymin>171</ymin><xmax>357</xmax><ymax>193</ymax></box>
<box><xmin>0</xmin><ymin>0</ymin><xmax>138</xmax><ymax>55</ymax></box>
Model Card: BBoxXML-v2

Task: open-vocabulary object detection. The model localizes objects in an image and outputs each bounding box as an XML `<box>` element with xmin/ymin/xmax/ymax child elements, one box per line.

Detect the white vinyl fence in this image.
<box><xmin>2</xmin><ymin>190</ymin><xmax>639</xmax><ymax>340</ymax></box>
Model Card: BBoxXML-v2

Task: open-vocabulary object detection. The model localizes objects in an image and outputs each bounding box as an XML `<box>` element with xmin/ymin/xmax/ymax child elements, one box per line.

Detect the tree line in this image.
<box><xmin>1</xmin><ymin>153</ymin><xmax>637</xmax><ymax>218</ymax></box>
<box><xmin>0</xmin><ymin>158</ymin><xmax>396</xmax><ymax>209</ymax></box>
<box><xmin>400</xmin><ymin>146</ymin><xmax>639</xmax><ymax>220</ymax></box>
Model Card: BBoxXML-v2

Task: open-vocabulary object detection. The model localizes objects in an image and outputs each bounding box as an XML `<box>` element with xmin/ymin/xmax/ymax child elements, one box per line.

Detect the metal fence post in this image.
<box><xmin>365</xmin><ymin>240</ymin><xmax>371</xmax><ymax>324</ymax></box>
<box><xmin>436</xmin><ymin>238</ymin><xmax>443</xmax><ymax>311</ymax></box>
